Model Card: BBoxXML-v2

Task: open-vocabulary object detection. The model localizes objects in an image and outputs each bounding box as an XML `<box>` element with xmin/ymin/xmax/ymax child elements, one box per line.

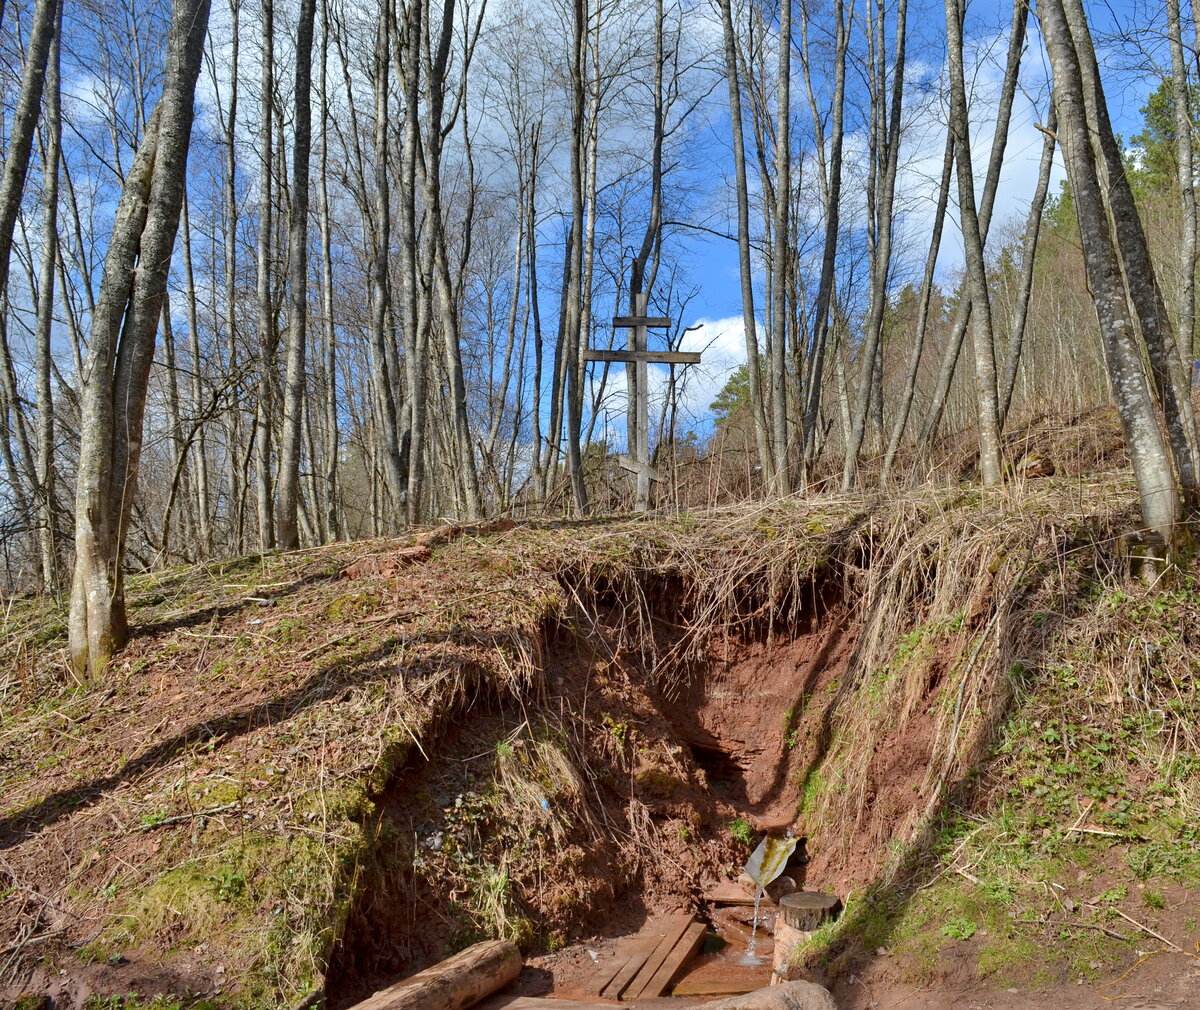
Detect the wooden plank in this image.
<box><xmin>574</xmin><ymin>935</ymin><xmax>642</xmax><ymax>998</ymax></box>
<box><xmin>599</xmin><ymin>929</ymin><xmax>663</xmax><ymax>1000</ymax></box>
<box><xmin>671</xmin><ymin>979</ymin><xmax>759</xmax><ymax>998</ymax></box>
<box><xmin>704</xmin><ymin>881</ymin><xmax>774</xmax><ymax>906</ymax></box>
<box><xmin>630</xmin><ymin>920</ymin><xmax>707</xmax><ymax>999</ymax></box>
<box><xmin>620</xmin><ymin>914</ymin><xmax>696</xmax><ymax>1001</ymax></box>
<box><xmin>583</xmin><ymin>349</ymin><xmax>702</xmax><ymax>365</ymax></box>
<box><xmin>480</xmin><ymin>998</ymin><xmax>619</xmax><ymax>1010</ymax></box>
<box><xmin>347</xmin><ymin>939</ymin><xmax>521</xmax><ymax>1010</ymax></box>
<box><xmin>612</xmin><ymin>315</ymin><xmax>673</xmax><ymax>328</ymax></box>
<box><xmin>618</xmin><ymin>456</ymin><xmax>664</xmax><ymax>482</ymax></box>
<box><xmin>600</xmin><ymin>916</ymin><xmax>689</xmax><ymax>1000</ymax></box>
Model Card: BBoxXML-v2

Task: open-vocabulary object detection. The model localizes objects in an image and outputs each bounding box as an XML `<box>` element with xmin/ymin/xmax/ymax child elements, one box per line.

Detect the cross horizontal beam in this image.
<box><xmin>584</xmin><ymin>349</ymin><xmax>702</xmax><ymax>365</ymax></box>
<box><xmin>612</xmin><ymin>315</ymin><xmax>673</xmax><ymax>329</ymax></box>
<box><xmin>619</xmin><ymin>456</ymin><xmax>665</xmax><ymax>482</ymax></box>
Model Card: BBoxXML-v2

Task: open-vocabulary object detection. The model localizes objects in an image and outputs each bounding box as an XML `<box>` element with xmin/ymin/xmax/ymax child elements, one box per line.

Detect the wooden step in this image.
<box><xmin>671</xmin><ymin>979</ymin><xmax>758</xmax><ymax>998</ymax></box>
<box><xmin>480</xmin><ymin>998</ymin><xmax>620</xmax><ymax>1010</ymax></box>
<box><xmin>574</xmin><ymin>913</ymin><xmax>704</xmax><ymax>1001</ymax></box>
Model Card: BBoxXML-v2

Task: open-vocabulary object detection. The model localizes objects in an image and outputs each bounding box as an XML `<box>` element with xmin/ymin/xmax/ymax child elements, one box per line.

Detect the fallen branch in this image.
<box><xmin>1105</xmin><ymin>907</ymin><xmax>1183</xmax><ymax>951</ymax></box>
<box><xmin>1066</xmin><ymin>825</ymin><xmax>1146</xmax><ymax>841</ymax></box>
<box><xmin>1014</xmin><ymin>917</ymin><xmax>1126</xmax><ymax>941</ymax></box>
<box><xmin>134</xmin><ymin>803</ymin><xmax>238</xmax><ymax>832</ymax></box>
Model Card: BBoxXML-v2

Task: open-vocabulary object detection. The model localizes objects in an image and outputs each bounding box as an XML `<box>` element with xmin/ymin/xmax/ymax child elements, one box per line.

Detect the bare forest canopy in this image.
<box><xmin>2</xmin><ymin>0</ymin><xmax>1200</xmax><ymax>671</ymax></box>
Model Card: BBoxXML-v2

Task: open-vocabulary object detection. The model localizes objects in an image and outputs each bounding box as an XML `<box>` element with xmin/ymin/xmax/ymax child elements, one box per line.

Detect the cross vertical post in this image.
<box><xmin>633</xmin><ymin>291</ymin><xmax>650</xmax><ymax>511</ymax></box>
<box><xmin>583</xmin><ymin>279</ymin><xmax>701</xmax><ymax>513</ymax></box>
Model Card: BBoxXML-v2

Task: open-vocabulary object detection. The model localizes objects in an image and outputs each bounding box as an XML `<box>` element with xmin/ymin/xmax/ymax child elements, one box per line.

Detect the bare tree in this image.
<box><xmin>1039</xmin><ymin>0</ymin><xmax>1181</xmax><ymax>546</ymax></box>
<box><xmin>278</xmin><ymin>0</ymin><xmax>318</xmax><ymax>548</ymax></box>
<box><xmin>69</xmin><ymin>0</ymin><xmax>213</xmax><ymax>674</ymax></box>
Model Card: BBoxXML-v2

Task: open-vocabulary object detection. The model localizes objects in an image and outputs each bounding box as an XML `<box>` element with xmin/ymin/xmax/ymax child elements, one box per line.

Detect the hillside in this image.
<box><xmin>3</xmin><ymin>478</ymin><xmax>1200</xmax><ymax>1008</ymax></box>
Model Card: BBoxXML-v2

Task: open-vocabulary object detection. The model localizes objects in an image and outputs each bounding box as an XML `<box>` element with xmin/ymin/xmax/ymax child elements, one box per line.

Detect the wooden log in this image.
<box><xmin>480</xmin><ymin>998</ymin><xmax>617</xmax><ymax>1010</ymax></box>
<box><xmin>770</xmin><ymin>919</ymin><xmax>808</xmax><ymax>985</ymax></box>
<box><xmin>772</xmin><ymin>894</ymin><xmax>840</xmax><ymax>985</ymax></box>
<box><xmin>347</xmin><ymin>939</ymin><xmax>521</xmax><ymax>1010</ymax></box>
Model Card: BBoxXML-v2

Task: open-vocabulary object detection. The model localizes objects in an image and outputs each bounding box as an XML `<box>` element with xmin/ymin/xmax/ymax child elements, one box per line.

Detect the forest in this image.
<box><xmin>0</xmin><ymin>0</ymin><xmax>1198</xmax><ymax>674</ymax></box>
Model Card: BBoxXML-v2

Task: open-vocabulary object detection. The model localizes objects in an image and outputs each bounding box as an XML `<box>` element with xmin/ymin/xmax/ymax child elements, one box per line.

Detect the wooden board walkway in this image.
<box><xmin>572</xmin><ymin>914</ymin><xmax>707</xmax><ymax>1002</ymax></box>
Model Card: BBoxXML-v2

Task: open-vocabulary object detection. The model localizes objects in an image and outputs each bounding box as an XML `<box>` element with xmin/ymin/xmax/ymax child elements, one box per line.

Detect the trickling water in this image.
<box><xmin>737</xmin><ymin>834</ymin><xmax>796</xmax><ymax>968</ymax></box>
<box><xmin>737</xmin><ymin>888</ymin><xmax>765</xmax><ymax>966</ymax></box>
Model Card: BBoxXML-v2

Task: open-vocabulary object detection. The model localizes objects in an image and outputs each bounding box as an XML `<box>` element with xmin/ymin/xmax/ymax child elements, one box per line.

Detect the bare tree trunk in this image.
<box><xmin>919</xmin><ymin>0</ymin><xmax>1026</xmax><ymax>454</ymax></box>
<box><xmin>69</xmin><ymin>0</ymin><xmax>212</xmax><ymax>675</ymax></box>
<box><xmin>0</xmin><ymin>0</ymin><xmax>57</xmax><ymax>299</ymax></box>
<box><xmin>255</xmin><ymin>0</ymin><xmax>276</xmax><ymax>550</ymax></box>
<box><xmin>367</xmin><ymin>10</ymin><xmax>407</xmax><ymax>520</ymax></box>
<box><xmin>277</xmin><ymin>0</ymin><xmax>316</xmax><ymax>548</ymax></box>
<box><xmin>420</xmin><ymin>0</ymin><xmax>485</xmax><ymax>518</ymax></box>
<box><xmin>0</xmin><ymin>0</ymin><xmax>59</xmax><ymax>505</ymax></box>
<box><xmin>1168</xmin><ymin>0</ymin><xmax>1197</xmax><ymax>359</ymax></box>
<box><xmin>318</xmin><ymin>0</ymin><xmax>340</xmax><ymax>538</ymax></box>
<box><xmin>35</xmin><ymin>1</ymin><xmax>62</xmax><ymax>589</ymax></box>
<box><xmin>220</xmin><ymin>0</ymin><xmax>243</xmax><ymax>555</ymax></box>
<box><xmin>1039</xmin><ymin>0</ymin><xmax>1180</xmax><ymax>545</ymax></box>
<box><xmin>717</xmin><ymin>0</ymin><xmax>773</xmax><ymax>486</ymax></box>
<box><xmin>800</xmin><ymin>0</ymin><xmax>847</xmax><ymax>478</ymax></box>
<box><xmin>769</xmin><ymin>0</ymin><xmax>792</xmax><ymax>493</ymax></box>
<box><xmin>883</xmin><ymin>130</ymin><xmax>953</xmax><ymax>480</ymax></box>
<box><xmin>1060</xmin><ymin>0</ymin><xmax>1200</xmax><ymax>496</ymax></box>
<box><xmin>942</xmin><ymin>0</ymin><xmax>1007</xmax><ymax>484</ymax></box>
<box><xmin>999</xmin><ymin>107</ymin><xmax>1056</xmax><ymax>425</ymax></box>
<box><xmin>843</xmin><ymin>0</ymin><xmax>907</xmax><ymax>489</ymax></box>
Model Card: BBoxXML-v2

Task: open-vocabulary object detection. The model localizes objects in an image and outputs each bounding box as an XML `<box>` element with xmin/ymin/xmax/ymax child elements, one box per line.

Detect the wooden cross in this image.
<box><xmin>583</xmin><ymin>289</ymin><xmax>701</xmax><ymax>511</ymax></box>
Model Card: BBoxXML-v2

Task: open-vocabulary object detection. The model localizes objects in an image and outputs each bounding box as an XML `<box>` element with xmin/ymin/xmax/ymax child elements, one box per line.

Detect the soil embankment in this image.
<box><xmin>4</xmin><ymin>480</ymin><xmax>1200</xmax><ymax>1008</ymax></box>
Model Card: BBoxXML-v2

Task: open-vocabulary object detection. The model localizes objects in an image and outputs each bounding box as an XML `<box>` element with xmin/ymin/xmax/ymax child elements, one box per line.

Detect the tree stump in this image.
<box><xmin>771</xmin><ymin>893</ymin><xmax>841</xmax><ymax>984</ymax></box>
<box><xmin>778</xmin><ymin>892</ymin><xmax>841</xmax><ymax>932</ymax></box>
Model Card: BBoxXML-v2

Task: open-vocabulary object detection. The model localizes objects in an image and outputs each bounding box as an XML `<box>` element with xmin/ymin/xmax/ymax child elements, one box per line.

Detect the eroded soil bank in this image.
<box><xmin>4</xmin><ymin>483</ymin><xmax>1200</xmax><ymax>1008</ymax></box>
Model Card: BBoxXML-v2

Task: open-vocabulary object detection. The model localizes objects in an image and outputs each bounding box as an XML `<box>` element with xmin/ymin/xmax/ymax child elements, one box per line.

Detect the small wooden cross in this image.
<box><xmin>583</xmin><ymin>288</ymin><xmax>701</xmax><ymax>511</ymax></box>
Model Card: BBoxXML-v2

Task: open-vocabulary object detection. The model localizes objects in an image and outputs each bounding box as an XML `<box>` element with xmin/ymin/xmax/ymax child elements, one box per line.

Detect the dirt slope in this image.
<box><xmin>3</xmin><ymin>478</ymin><xmax>1199</xmax><ymax>1009</ymax></box>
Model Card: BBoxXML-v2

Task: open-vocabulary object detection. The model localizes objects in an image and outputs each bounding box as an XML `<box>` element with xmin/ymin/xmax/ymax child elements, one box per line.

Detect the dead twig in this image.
<box><xmin>1102</xmin><ymin>906</ymin><xmax>1183</xmax><ymax>951</ymax></box>
<box><xmin>1014</xmin><ymin>917</ymin><xmax>1127</xmax><ymax>941</ymax></box>
<box><xmin>133</xmin><ymin>803</ymin><xmax>238</xmax><ymax>832</ymax></box>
